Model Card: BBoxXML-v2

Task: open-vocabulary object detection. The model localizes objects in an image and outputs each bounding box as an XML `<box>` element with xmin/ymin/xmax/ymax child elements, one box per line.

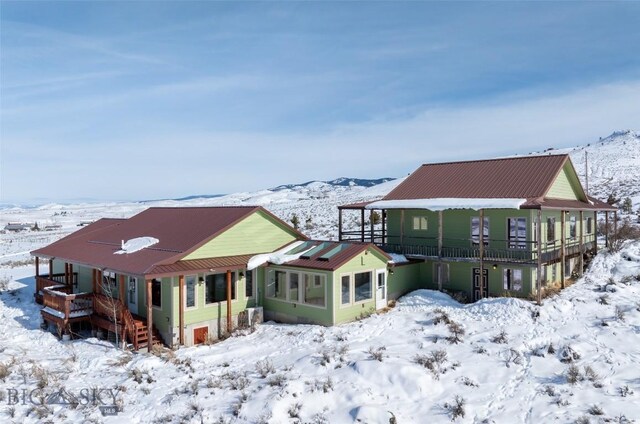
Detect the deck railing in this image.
<box><xmin>41</xmin><ymin>286</ymin><xmax>93</xmax><ymax>320</ymax></box>
<box><xmin>36</xmin><ymin>273</ymin><xmax>78</xmax><ymax>294</ymax></box>
<box><xmin>93</xmin><ymin>293</ymin><xmax>137</xmax><ymax>349</ymax></box>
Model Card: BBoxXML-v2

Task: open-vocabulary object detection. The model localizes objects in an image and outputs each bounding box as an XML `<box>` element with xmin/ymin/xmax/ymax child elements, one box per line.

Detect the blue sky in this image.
<box><xmin>1</xmin><ymin>2</ymin><xmax>639</xmax><ymax>203</ymax></box>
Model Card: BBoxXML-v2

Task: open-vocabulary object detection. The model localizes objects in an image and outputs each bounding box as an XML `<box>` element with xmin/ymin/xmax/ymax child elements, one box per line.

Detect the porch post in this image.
<box><xmin>370</xmin><ymin>210</ymin><xmax>375</xmax><ymax>243</ymax></box>
<box><xmin>605</xmin><ymin>212</ymin><xmax>609</xmax><ymax>247</ymax></box>
<box><xmin>35</xmin><ymin>257</ymin><xmax>40</xmax><ymax>278</ymax></box>
<box><xmin>338</xmin><ymin>208</ymin><xmax>343</xmax><ymax>241</ymax></box>
<box><xmin>593</xmin><ymin>211</ymin><xmax>598</xmax><ymax>255</ymax></box>
<box><xmin>65</xmin><ymin>262</ymin><xmax>69</xmax><ymax>285</ymax></box>
<box><xmin>97</xmin><ymin>270</ymin><xmax>103</xmax><ymax>295</ymax></box>
<box><xmin>92</xmin><ymin>269</ymin><xmax>97</xmax><ymax>293</ymax></box>
<box><xmin>382</xmin><ymin>210</ymin><xmax>386</xmax><ymax>244</ymax></box>
<box><xmin>536</xmin><ymin>209</ymin><xmax>543</xmax><ymax>306</ymax></box>
<box><xmin>360</xmin><ymin>209</ymin><xmax>365</xmax><ymax>242</ymax></box>
<box><xmin>579</xmin><ymin>210</ymin><xmax>584</xmax><ymax>276</ymax></box>
<box><xmin>226</xmin><ymin>270</ymin><xmax>232</xmax><ymax>334</ymax></box>
<box><xmin>178</xmin><ymin>275</ymin><xmax>185</xmax><ymax>345</ymax></box>
<box><xmin>613</xmin><ymin>211</ymin><xmax>618</xmax><ymax>241</ymax></box>
<box><xmin>479</xmin><ymin>209</ymin><xmax>484</xmax><ymax>299</ymax></box>
<box><xmin>400</xmin><ymin>210</ymin><xmax>405</xmax><ymax>248</ymax></box>
<box><xmin>119</xmin><ymin>275</ymin><xmax>125</xmax><ymax>303</ymax></box>
<box><xmin>560</xmin><ymin>210</ymin><xmax>566</xmax><ymax>289</ymax></box>
<box><xmin>146</xmin><ymin>279</ymin><xmax>153</xmax><ymax>348</ymax></box>
<box><xmin>438</xmin><ymin>211</ymin><xmax>443</xmax><ymax>258</ymax></box>
<box><xmin>48</xmin><ymin>259</ymin><xmax>53</xmax><ymax>278</ymax></box>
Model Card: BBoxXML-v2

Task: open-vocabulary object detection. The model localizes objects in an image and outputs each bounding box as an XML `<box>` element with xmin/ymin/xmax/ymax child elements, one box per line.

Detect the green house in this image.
<box><xmin>31</xmin><ymin>207</ymin><xmax>403</xmax><ymax>349</ymax></box>
<box><xmin>338</xmin><ymin>154</ymin><xmax>618</xmax><ymax>302</ymax></box>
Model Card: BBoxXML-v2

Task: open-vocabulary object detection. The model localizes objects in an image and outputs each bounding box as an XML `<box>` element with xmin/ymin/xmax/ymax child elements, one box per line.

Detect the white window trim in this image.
<box><xmin>340</xmin><ymin>269</ymin><xmax>375</xmax><ymax>307</ymax></box>
<box><xmin>203</xmin><ymin>271</ymin><xmax>238</xmax><ymax>308</ymax></box>
<box><xmin>339</xmin><ymin>273</ymin><xmax>352</xmax><ymax>308</ymax></box>
<box><xmin>506</xmin><ymin>217</ymin><xmax>527</xmax><ymax>250</ymax></box>
<box><xmin>265</xmin><ymin>267</ymin><xmax>328</xmax><ymax>310</ymax></box>
<box><xmin>244</xmin><ymin>269</ymin><xmax>255</xmax><ymax>299</ymax></box>
<box><xmin>412</xmin><ymin>216</ymin><xmax>428</xmax><ymax>231</ymax></box>
<box><xmin>184</xmin><ymin>274</ymin><xmax>198</xmax><ymax>311</ymax></box>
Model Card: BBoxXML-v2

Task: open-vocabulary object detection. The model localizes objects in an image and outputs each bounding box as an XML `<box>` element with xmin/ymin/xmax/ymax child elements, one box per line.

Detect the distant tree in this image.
<box><xmin>31</xmin><ymin>222</ymin><xmax>40</xmax><ymax>231</ymax></box>
<box><xmin>607</xmin><ymin>192</ymin><xmax>620</xmax><ymax>206</ymax></box>
<box><xmin>621</xmin><ymin>197</ymin><xmax>633</xmax><ymax>214</ymax></box>
<box><xmin>290</xmin><ymin>214</ymin><xmax>300</xmax><ymax>230</ymax></box>
<box><xmin>370</xmin><ymin>211</ymin><xmax>381</xmax><ymax>226</ymax></box>
<box><xmin>305</xmin><ymin>217</ymin><xmax>313</xmax><ymax>230</ymax></box>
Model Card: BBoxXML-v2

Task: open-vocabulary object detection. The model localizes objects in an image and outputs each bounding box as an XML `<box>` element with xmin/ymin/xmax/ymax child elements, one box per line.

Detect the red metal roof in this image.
<box><xmin>32</xmin><ymin>206</ymin><xmax>303</xmax><ymax>276</ymax></box>
<box><xmin>384</xmin><ymin>155</ymin><xmax>570</xmax><ymax>200</ymax></box>
<box><xmin>148</xmin><ymin>254</ymin><xmax>255</xmax><ymax>277</ymax></box>
<box><xmin>278</xmin><ymin>240</ymin><xmax>391</xmax><ymax>271</ymax></box>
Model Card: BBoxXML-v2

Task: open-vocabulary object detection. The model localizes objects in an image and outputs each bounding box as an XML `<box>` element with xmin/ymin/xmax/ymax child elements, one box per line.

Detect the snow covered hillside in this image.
<box><xmin>1</xmin><ymin>240</ymin><xmax>640</xmax><ymax>423</ymax></box>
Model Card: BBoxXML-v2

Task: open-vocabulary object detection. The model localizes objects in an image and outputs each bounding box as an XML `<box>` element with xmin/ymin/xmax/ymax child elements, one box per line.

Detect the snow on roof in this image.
<box><xmin>247</xmin><ymin>240</ymin><xmax>310</xmax><ymax>271</ymax></box>
<box><xmin>388</xmin><ymin>253</ymin><xmax>409</xmax><ymax>264</ymax></box>
<box><xmin>366</xmin><ymin>198</ymin><xmax>527</xmax><ymax>211</ymax></box>
<box><xmin>114</xmin><ymin>237</ymin><xmax>159</xmax><ymax>255</ymax></box>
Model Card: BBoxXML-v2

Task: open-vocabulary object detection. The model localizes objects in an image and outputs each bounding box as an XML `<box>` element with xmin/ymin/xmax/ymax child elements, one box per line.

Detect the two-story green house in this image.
<box><xmin>338</xmin><ymin>154</ymin><xmax>617</xmax><ymax>302</ymax></box>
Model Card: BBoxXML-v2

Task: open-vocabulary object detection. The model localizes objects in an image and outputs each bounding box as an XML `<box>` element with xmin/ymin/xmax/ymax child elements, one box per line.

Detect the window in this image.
<box><xmin>245</xmin><ymin>270</ymin><xmax>254</xmax><ymax>298</ymax></box>
<box><xmin>552</xmin><ymin>263</ymin><xmax>557</xmax><ymax>282</ymax></box>
<box><xmin>412</xmin><ymin>216</ymin><xmax>427</xmax><ymax>230</ymax></box>
<box><xmin>341</xmin><ymin>275</ymin><xmax>350</xmax><ymax>305</ymax></box>
<box><xmin>128</xmin><ymin>277</ymin><xmax>137</xmax><ymax>304</ymax></box>
<box><xmin>433</xmin><ymin>263</ymin><xmax>450</xmax><ymax>285</ymax></box>
<box><xmin>587</xmin><ymin>217</ymin><xmax>593</xmax><ymax>234</ymax></box>
<box><xmin>289</xmin><ymin>272</ymin><xmax>300</xmax><ymax>302</ymax></box>
<box><xmin>205</xmin><ymin>272</ymin><xmax>236</xmax><ymax>304</ymax></box>
<box><xmin>304</xmin><ymin>274</ymin><xmax>326</xmax><ymax>307</ymax></box>
<box><xmin>569</xmin><ymin>215</ymin><xmax>577</xmax><ymax>240</ymax></box>
<box><xmin>354</xmin><ymin>271</ymin><xmax>372</xmax><ymax>302</ymax></box>
<box><xmin>103</xmin><ymin>271</ymin><xmax>117</xmax><ymax>295</ymax></box>
<box><xmin>508</xmin><ymin>218</ymin><xmax>527</xmax><ymax>249</ymax></box>
<box><xmin>471</xmin><ymin>217</ymin><xmax>489</xmax><ymax>246</ymax></box>
<box><xmin>564</xmin><ymin>258</ymin><xmax>572</xmax><ymax>278</ymax></box>
<box><xmin>266</xmin><ymin>270</ymin><xmax>287</xmax><ymax>300</ymax></box>
<box><xmin>151</xmin><ymin>279</ymin><xmax>161</xmax><ymax>308</ymax></box>
<box><xmin>503</xmin><ymin>269</ymin><xmax>522</xmax><ymax>291</ymax></box>
<box><xmin>185</xmin><ymin>275</ymin><xmax>196</xmax><ymax>308</ymax></box>
<box><xmin>547</xmin><ymin>217</ymin><xmax>556</xmax><ymax>242</ymax></box>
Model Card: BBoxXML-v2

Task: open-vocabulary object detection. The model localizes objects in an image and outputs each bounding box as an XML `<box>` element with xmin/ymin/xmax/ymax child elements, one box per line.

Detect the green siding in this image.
<box><xmin>437</xmin><ymin>261</ymin><xmax>533</xmax><ymax>300</ymax></box>
<box><xmin>76</xmin><ymin>265</ymin><xmax>93</xmax><ymax>293</ymax></box>
<box><xmin>333</xmin><ymin>250</ymin><xmax>388</xmax><ymax>324</ymax></box>
<box><xmin>387</xmin><ymin>262</ymin><xmax>423</xmax><ymax>298</ymax></box>
<box><xmin>183</xmin><ymin>210</ymin><xmax>298</xmax><ymax>260</ymax></box>
<box><xmin>546</xmin><ymin>163</ymin><xmax>583</xmax><ymax>200</ymax></box>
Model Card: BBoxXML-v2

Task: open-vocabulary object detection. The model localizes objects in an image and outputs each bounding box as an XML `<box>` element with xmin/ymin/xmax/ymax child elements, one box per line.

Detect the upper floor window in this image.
<box><xmin>471</xmin><ymin>217</ymin><xmax>489</xmax><ymax>246</ymax></box>
<box><xmin>569</xmin><ymin>215</ymin><xmax>577</xmax><ymax>240</ymax></box>
<box><xmin>547</xmin><ymin>217</ymin><xmax>556</xmax><ymax>243</ymax></box>
<box><xmin>412</xmin><ymin>216</ymin><xmax>428</xmax><ymax>230</ymax></box>
<box><xmin>508</xmin><ymin>218</ymin><xmax>527</xmax><ymax>249</ymax></box>
<box><xmin>586</xmin><ymin>217</ymin><xmax>593</xmax><ymax>234</ymax></box>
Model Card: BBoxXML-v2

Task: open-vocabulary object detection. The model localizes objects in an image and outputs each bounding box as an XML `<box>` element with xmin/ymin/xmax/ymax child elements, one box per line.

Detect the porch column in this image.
<box><xmin>536</xmin><ymin>210</ymin><xmax>543</xmax><ymax>306</ymax></box>
<box><xmin>178</xmin><ymin>275</ymin><xmax>185</xmax><ymax>345</ymax></box>
<box><xmin>400</xmin><ymin>210</ymin><xmax>405</xmax><ymax>248</ymax></box>
<box><xmin>593</xmin><ymin>211</ymin><xmax>598</xmax><ymax>255</ymax></box>
<box><xmin>479</xmin><ymin>209</ymin><xmax>485</xmax><ymax>299</ymax></box>
<box><xmin>35</xmin><ymin>257</ymin><xmax>40</xmax><ymax>278</ymax></box>
<box><xmin>48</xmin><ymin>259</ymin><xmax>53</xmax><ymax>278</ymax></box>
<box><xmin>68</xmin><ymin>263</ymin><xmax>74</xmax><ymax>287</ymax></box>
<box><xmin>370</xmin><ymin>210</ymin><xmax>375</xmax><ymax>243</ymax></box>
<box><xmin>360</xmin><ymin>209</ymin><xmax>365</xmax><ymax>242</ymax></box>
<box><xmin>65</xmin><ymin>262</ymin><xmax>69</xmax><ymax>285</ymax></box>
<box><xmin>560</xmin><ymin>210</ymin><xmax>566</xmax><ymax>289</ymax></box>
<box><xmin>579</xmin><ymin>210</ymin><xmax>584</xmax><ymax>276</ymax></box>
<box><xmin>146</xmin><ymin>279</ymin><xmax>153</xmax><ymax>348</ymax></box>
<box><xmin>438</xmin><ymin>211</ymin><xmax>443</xmax><ymax>258</ymax></box>
<box><xmin>605</xmin><ymin>212</ymin><xmax>609</xmax><ymax>247</ymax></box>
<box><xmin>338</xmin><ymin>209</ymin><xmax>343</xmax><ymax>241</ymax></box>
<box><xmin>381</xmin><ymin>210</ymin><xmax>387</xmax><ymax>244</ymax></box>
<box><xmin>226</xmin><ymin>270</ymin><xmax>232</xmax><ymax>334</ymax></box>
<box><xmin>97</xmin><ymin>270</ymin><xmax>103</xmax><ymax>295</ymax></box>
<box><xmin>92</xmin><ymin>269</ymin><xmax>97</xmax><ymax>293</ymax></box>
<box><xmin>119</xmin><ymin>275</ymin><xmax>125</xmax><ymax>303</ymax></box>
<box><xmin>613</xmin><ymin>211</ymin><xmax>618</xmax><ymax>241</ymax></box>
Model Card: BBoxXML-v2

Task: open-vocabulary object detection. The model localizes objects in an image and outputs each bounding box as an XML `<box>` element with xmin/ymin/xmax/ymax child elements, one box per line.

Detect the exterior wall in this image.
<box><xmin>387</xmin><ymin>262</ymin><xmax>424</xmax><ymax>299</ymax></box>
<box><xmin>546</xmin><ymin>164</ymin><xmax>582</xmax><ymax>200</ymax></box>
<box><xmin>333</xmin><ymin>250</ymin><xmax>388</xmax><ymax>324</ymax></box>
<box><xmin>169</xmin><ymin>270</ymin><xmax>256</xmax><ymax>346</ymax></box>
<box><xmin>76</xmin><ymin>265</ymin><xmax>93</xmax><ymax>293</ymax></box>
<box><xmin>183</xmin><ymin>210</ymin><xmax>299</xmax><ymax>260</ymax></box>
<box><xmin>262</xmin><ymin>265</ymin><xmax>334</xmax><ymax>326</ymax></box>
<box><xmin>144</xmin><ymin>277</ymin><xmax>172</xmax><ymax>343</ymax></box>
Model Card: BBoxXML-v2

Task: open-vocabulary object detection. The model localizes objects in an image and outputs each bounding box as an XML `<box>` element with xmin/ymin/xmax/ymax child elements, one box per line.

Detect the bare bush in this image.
<box><xmin>446</xmin><ymin>322</ymin><xmax>465</xmax><ymax>344</ymax></box>
<box><xmin>0</xmin><ymin>362</ymin><xmax>11</xmax><ymax>381</ymax></box>
<box><xmin>458</xmin><ymin>376</ymin><xmax>478</xmax><ymax>388</ymax></box>
<box><xmin>583</xmin><ymin>365</ymin><xmax>603</xmax><ymax>388</ymax></box>
<box><xmin>368</xmin><ymin>346</ymin><xmax>386</xmax><ymax>362</ymax></box>
<box><xmin>566</xmin><ymin>364</ymin><xmax>582</xmax><ymax>385</ymax></box>
<box><xmin>414</xmin><ymin>349</ymin><xmax>448</xmax><ymax>380</ymax></box>
<box><xmin>598</xmin><ymin>295</ymin><xmax>609</xmax><ymax>305</ymax></box>
<box><xmin>607</xmin><ymin>221</ymin><xmax>640</xmax><ymax>253</ymax></box>
<box><xmin>443</xmin><ymin>395</ymin><xmax>466</xmax><ymax>420</ymax></box>
<box><xmin>559</xmin><ymin>345</ymin><xmax>581</xmax><ymax>363</ymax></box>
<box><xmin>433</xmin><ymin>309</ymin><xmax>452</xmax><ymax>325</ymax></box>
<box><xmin>306</xmin><ymin>377</ymin><xmax>334</xmax><ymax>393</ymax></box>
<box><xmin>587</xmin><ymin>405</ymin><xmax>604</xmax><ymax>416</ymax></box>
<box><xmin>618</xmin><ymin>385</ymin><xmax>633</xmax><ymax>397</ymax></box>
<box><xmin>615</xmin><ymin>306</ymin><xmax>626</xmax><ymax>322</ymax></box>
<box><xmin>544</xmin><ymin>385</ymin><xmax>556</xmax><ymax>396</ymax></box>
<box><xmin>255</xmin><ymin>359</ymin><xmax>275</xmax><ymax>378</ymax></box>
<box><xmin>491</xmin><ymin>330</ymin><xmax>508</xmax><ymax>344</ymax></box>
<box><xmin>222</xmin><ymin>371</ymin><xmax>250</xmax><ymax>391</ymax></box>
<box><xmin>267</xmin><ymin>373</ymin><xmax>288</xmax><ymax>387</ymax></box>
<box><xmin>504</xmin><ymin>349</ymin><xmax>523</xmax><ymax>368</ymax></box>
<box><xmin>473</xmin><ymin>345</ymin><xmax>488</xmax><ymax>355</ymax></box>
<box><xmin>288</xmin><ymin>402</ymin><xmax>302</xmax><ymax>419</ymax></box>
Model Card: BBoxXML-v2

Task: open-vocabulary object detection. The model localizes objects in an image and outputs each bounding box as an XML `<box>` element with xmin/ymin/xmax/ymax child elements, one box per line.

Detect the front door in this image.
<box><xmin>376</xmin><ymin>270</ymin><xmax>387</xmax><ymax>309</ymax></box>
<box><xmin>472</xmin><ymin>268</ymin><xmax>488</xmax><ymax>301</ymax></box>
<box><xmin>127</xmin><ymin>277</ymin><xmax>138</xmax><ymax>314</ymax></box>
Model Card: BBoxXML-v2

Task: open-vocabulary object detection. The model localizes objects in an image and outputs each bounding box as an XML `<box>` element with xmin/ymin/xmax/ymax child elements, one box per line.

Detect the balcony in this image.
<box><xmin>40</xmin><ymin>285</ymin><xmax>93</xmax><ymax>326</ymax></box>
<box><xmin>34</xmin><ymin>273</ymin><xmax>78</xmax><ymax>304</ymax></box>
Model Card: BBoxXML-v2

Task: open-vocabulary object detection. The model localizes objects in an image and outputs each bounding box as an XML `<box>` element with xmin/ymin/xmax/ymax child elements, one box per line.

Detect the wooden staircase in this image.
<box><xmin>131</xmin><ymin>315</ymin><xmax>163</xmax><ymax>350</ymax></box>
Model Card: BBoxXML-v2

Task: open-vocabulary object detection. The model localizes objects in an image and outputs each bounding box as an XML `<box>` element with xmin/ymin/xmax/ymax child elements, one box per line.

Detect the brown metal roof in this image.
<box><xmin>522</xmin><ymin>197</ymin><xmax>618</xmax><ymax>211</ymax></box>
<box><xmin>32</xmin><ymin>206</ymin><xmax>303</xmax><ymax>276</ymax></box>
<box><xmin>148</xmin><ymin>254</ymin><xmax>255</xmax><ymax>278</ymax></box>
<box><xmin>338</xmin><ymin>201</ymin><xmax>376</xmax><ymax>210</ymax></box>
<box><xmin>277</xmin><ymin>240</ymin><xmax>391</xmax><ymax>271</ymax></box>
<box><xmin>384</xmin><ymin>155</ymin><xmax>570</xmax><ymax>200</ymax></box>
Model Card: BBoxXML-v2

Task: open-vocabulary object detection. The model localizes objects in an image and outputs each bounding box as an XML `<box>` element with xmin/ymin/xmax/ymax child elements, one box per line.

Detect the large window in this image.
<box><xmin>304</xmin><ymin>274</ymin><xmax>326</xmax><ymax>307</ymax></box>
<box><xmin>185</xmin><ymin>275</ymin><xmax>196</xmax><ymax>308</ymax></box>
<box><xmin>245</xmin><ymin>270</ymin><xmax>254</xmax><ymax>298</ymax></box>
<box><xmin>508</xmin><ymin>218</ymin><xmax>527</xmax><ymax>249</ymax></box>
<box><xmin>267</xmin><ymin>269</ymin><xmax>326</xmax><ymax>307</ymax></box>
<box><xmin>266</xmin><ymin>270</ymin><xmax>287</xmax><ymax>300</ymax></box>
<box><xmin>547</xmin><ymin>217</ymin><xmax>556</xmax><ymax>242</ymax></box>
<box><xmin>412</xmin><ymin>216</ymin><xmax>428</xmax><ymax>230</ymax></box>
<box><xmin>341</xmin><ymin>275</ymin><xmax>351</xmax><ymax>305</ymax></box>
<box><xmin>205</xmin><ymin>272</ymin><xmax>236</xmax><ymax>304</ymax></box>
<box><xmin>354</xmin><ymin>271</ymin><xmax>373</xmax><ymax>302</ymax></box>
<box><xmin>503</xmin><ymin>269</ymin><xmax>522</xmax><ymax>291</ymax></box>
<box><xmin>289</xmin><ymin>272</ymin><xmax>300</xmax><ymax>302</ymax></box>
<box><xmin>471</xmin><ymin>217</ymin><xmax>490</xmax><ymax>246</ymax></box>
<box><xmin>569</xmin><ymin>215</ymin><xmax>577</xmax><ymax>240</ymax></box>
<box><xmin>151</xmin><ymin>279</ymin><xmax>162</xmax><ymax>307</ymax></box>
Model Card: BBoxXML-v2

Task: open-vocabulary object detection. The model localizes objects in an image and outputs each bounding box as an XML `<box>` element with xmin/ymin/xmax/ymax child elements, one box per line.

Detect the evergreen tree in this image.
<box><xmin>370</xmin><ymin>211</ymin><xmax>381</xmax><ymax>226</ymax></box>
<box><xmin>621</xmin><ymin>197</ymin><xmax>633</xmax><ymax>214</ymax></box>
<box><xmin>290</xmin><ymin>214</ymin><xmax>300</xmax><ymax>230</ymax></box>
<box><xmin>607</xmin><ymin>192</ymin><xmax>619</xmax><ymax>205</ymax></box>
